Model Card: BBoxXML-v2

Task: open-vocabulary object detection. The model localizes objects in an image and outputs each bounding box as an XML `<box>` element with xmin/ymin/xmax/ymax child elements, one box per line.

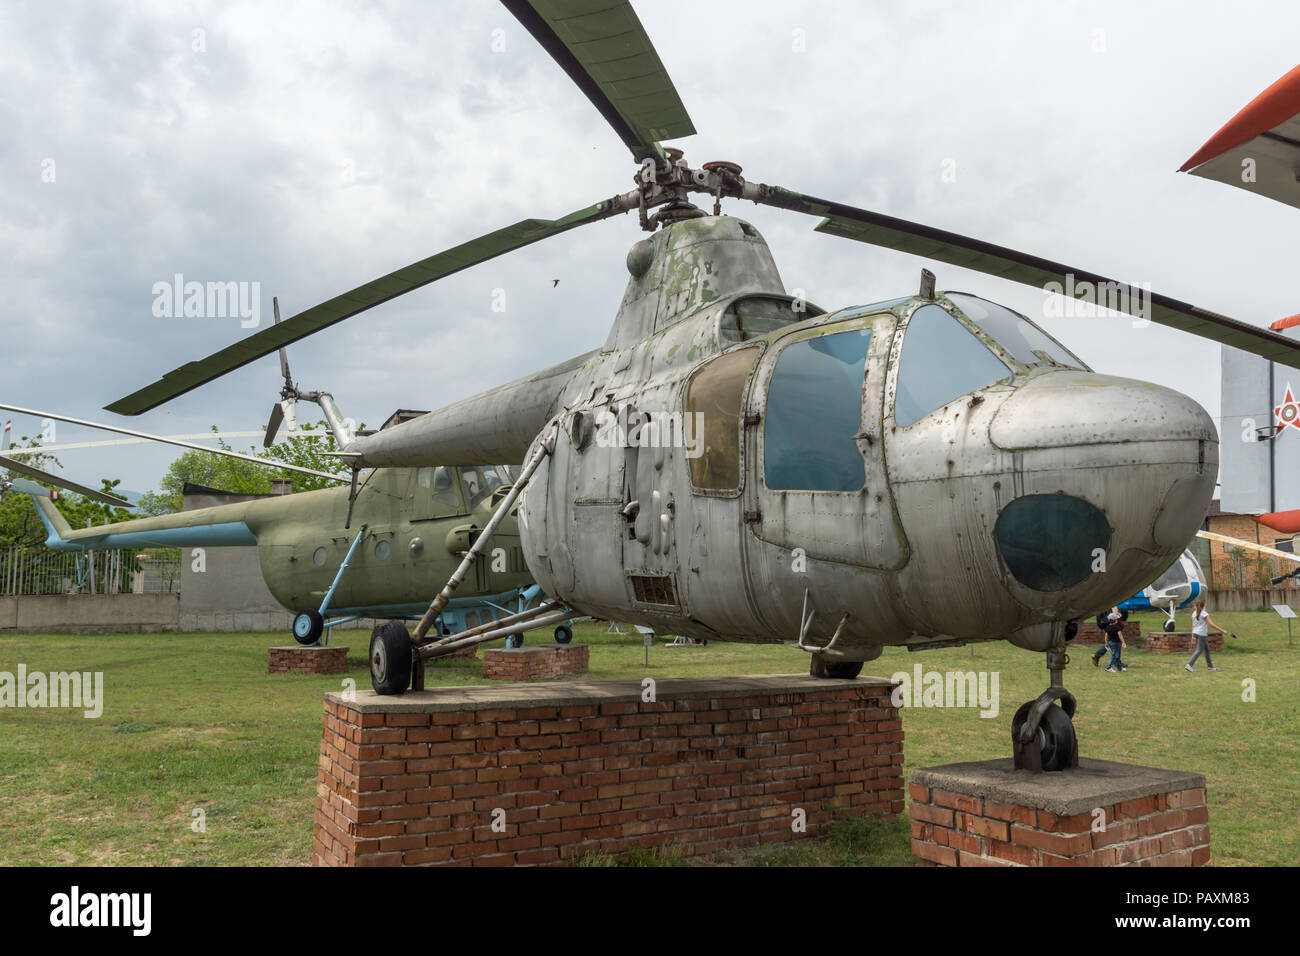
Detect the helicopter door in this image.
<box><xmin>747</xmin><ymin>314</ymin><xmax>905</xmax><ymax>570</ymax></box>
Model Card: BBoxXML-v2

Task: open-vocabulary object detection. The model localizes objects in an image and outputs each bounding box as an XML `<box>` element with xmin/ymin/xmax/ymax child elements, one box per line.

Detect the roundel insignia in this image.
<box><xmin>1275</xmin><ymin>384</ymin><xmax>1300</xmax><ymax>435</ymax></box>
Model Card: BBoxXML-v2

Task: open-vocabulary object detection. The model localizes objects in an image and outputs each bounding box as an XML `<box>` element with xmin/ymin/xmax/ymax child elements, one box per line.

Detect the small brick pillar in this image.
<box><xmin>269</xmin><ymin>645</ymin><xmax>349</xmax><ymax>675</ymax></box>
<box><xmin>1145</xmin><ymin>631</ymin><xmax>1224</xmax><ymax>654</ymax></box>
<box><xmin>482</xmin><ymin>643</ymin><xmax>589</xmax><ymax>681</ymax></box>
<box><xmin>313</xmin><ymin>674</ymin><xmax>904</xmax><ymax>866</ymax></box>
<box><xmin>909</xmin><ymin>758</ymin><xmax>1209</xmax><ymax>866</ymax></box>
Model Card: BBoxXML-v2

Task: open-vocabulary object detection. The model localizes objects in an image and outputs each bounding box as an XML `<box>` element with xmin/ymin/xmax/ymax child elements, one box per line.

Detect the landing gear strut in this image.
<box><xmin>1011</xmin><ymin>631</ymin><xmax>1079</xmax><ymax>773</ymax></box>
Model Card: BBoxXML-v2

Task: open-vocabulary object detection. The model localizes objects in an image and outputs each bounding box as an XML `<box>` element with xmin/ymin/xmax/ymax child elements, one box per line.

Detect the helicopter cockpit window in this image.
<box><xmin>1151</xmin><ymin>560</ymin><xmax>1188</xmax><ymax>593</ymax></box>
<box><xmin>719</xmin><ymin>296</ymin><xmax>821</xmax><ymax>345</ymax></box>
<box><xmin>894</xmin><ymin>304</ymin><xmax>1013</xmax><ymax>427</ymax></box>
<box><xmin>460</xmin><ymin>465</ymin><xmax>508</xmax><ymax>507</ymax></box>
<box><xmin>946</xmin><ymin>293</ymin><xmax>1087</xmax><ymax>370</ymax></box>
<box><xmin>684</xmin><ymin>346</ymin><xmax>760</xmax><ymax>493</ymax></box>
<box><xmin>417</xmin><ymin>466</ymin><xmax>461</xmax><ymax>511</ymax></box>
<box><xmin>764</xmin><ymin>329</ymin><xmax>872</xmax><ymax>491</ymax></box>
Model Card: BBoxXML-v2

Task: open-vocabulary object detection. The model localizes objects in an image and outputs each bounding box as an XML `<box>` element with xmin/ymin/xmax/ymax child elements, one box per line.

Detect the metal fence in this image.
<box><xmin>0</xmin><ymin>546</ymin><xmax>180</xmax><ymax>596</ymax></box>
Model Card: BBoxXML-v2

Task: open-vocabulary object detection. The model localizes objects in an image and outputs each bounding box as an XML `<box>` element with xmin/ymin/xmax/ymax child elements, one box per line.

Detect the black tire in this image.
<box><xmin>1163</xmin><ymin>619</ymin><xmax>1176</xmax><ymax>633</ymax></box>
<box><xmin>810</xmin><ymin>657</ymin><xmax>863</xmax><ymax>679</ymax></box>
<box><xmin>292</xmin><ymin>609</ymin><xmax>324</xmax><ymax>646</ymax></box>
<box><xmin>1011</xmin><ymin>702</ymin><xmax>1077</xmax><ymax>772</ymax></box>
<box><xmin>505</xmin><ymin>633</ymin><xmax>524</xmax><ymax>649</ymax></box>
<box><xmin>369</xmin><ymin>621</ymin><xmax>412</xmax><ymax>695</ymax></box>
<box><xmin>553</xmin><ymin>624</ymin><xmax>573</xmax><ymax>644</ymax></box>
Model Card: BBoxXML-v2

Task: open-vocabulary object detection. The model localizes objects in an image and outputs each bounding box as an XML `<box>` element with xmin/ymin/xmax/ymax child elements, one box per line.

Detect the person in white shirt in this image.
<box><xmin>1186</xmin><ymin>599</ymin><xmax>1221</xmax><ymax>672</ymax></box>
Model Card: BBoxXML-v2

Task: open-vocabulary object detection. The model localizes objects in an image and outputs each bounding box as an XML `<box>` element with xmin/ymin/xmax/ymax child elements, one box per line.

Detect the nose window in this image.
<box><xmin>995</xmin><ymin>494</ymin><xmax>1111</xmax><ymax>591</ymax></box>
<box><xmin>946</xmin><ymin>293</ymin><xmax>1086</xmax><ymax>370</ymax></box>
<box><xmin>894</xmin><ymin>304</ymin><xmax>1012</xmax><ymax>427</ymax></box>
<box><xmin>764</xmin><ymin>328</ymin><xmax>872</xmax><ymax>491</ymax></box>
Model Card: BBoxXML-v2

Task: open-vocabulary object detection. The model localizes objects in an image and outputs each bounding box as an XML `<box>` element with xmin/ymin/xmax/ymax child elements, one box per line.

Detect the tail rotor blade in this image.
<box><xmin>273</xmin><ymin>296</ymin><xmax>292</xmax><ymax>387</ymax></box>
<box><xmin>264</xmin><ymin>401</ymin><xmax>285</xmax><ymax>448</ymax></box>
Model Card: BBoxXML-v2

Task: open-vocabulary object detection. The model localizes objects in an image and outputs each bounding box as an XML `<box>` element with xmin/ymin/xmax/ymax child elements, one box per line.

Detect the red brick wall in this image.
<box><xmin>909</xmin><ymin>782</ymin><xmax>1209</xmax><ymax>866</ymax></box>
<box><xmin>268</xmin><ymin>645</ymin><xmax>348</xmax><ymax>675</ymax></box>
<box><xmin>482</xmin><ymin>644</ymin><xmax>589</xmax><ymax>681</ymax></box>
<box><xmin>1074</xmin><ymin>621</ymin><xmax>1140</xmax><ymax>644</ymax></box>
<box><xmin>1144</xmin><ymin>632</ymin><xmax>1224</xmax><ymax>654</ymax></box>
<box><xmin>313</xmin><ymin>675</ymin><xmax>904</xmax><ymax>866</ymax></box>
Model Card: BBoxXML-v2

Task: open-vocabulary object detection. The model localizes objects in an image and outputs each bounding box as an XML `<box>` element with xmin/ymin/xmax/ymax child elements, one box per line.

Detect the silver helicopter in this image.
<box><xmin>106</xmin><ymin>1</ymin><xmax>1300</xmax><ymax>770</ymax></box>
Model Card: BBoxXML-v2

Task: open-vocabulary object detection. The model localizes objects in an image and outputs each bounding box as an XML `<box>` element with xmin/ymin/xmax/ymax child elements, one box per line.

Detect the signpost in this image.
<box><xmin>634</xmin><ymin>624</ymin><xmax>655</xmax><ymax>666</ymax></box>
<box><xmin>1272</xmin><ymin>604</ymin><xmax>1295</xmax><ymax>646</ymax></box>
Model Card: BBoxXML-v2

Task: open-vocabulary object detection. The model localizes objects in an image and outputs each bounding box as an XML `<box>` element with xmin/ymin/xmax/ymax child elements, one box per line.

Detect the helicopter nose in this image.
<box><xmin>989</xmin><ymin>369</ymin><xmax>1216</xmax><ymax>450</ymax></box>
<box><xmin>987</xmin><ymin>370</ymin><xmax>1217</xmax><ymax>609</ymax></box>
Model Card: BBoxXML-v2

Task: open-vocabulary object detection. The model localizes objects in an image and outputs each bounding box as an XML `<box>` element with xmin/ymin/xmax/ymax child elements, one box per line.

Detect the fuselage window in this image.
<box><xmin>764</xmin><ymin>328</ymin><xmax>872</xmax><ymax>491</ymax></box>
<box><xmin>946</xmin><ymin>293</ymin><xmax>1087</xmax><ymax>370</ymax></box>
<box><xmin>894</xmin><ymin>304</ymin><xmax>1012</xmax><ymax>427</ymax></box>
<box><xmin>684</xmin><ymin>346</ymin><xmax>760</xmax><ymax>492</ymax></box>
<box><xmin>719</xmin><ymin>296</ymin><xmax>817</xmax><ymax>344</ymax></box>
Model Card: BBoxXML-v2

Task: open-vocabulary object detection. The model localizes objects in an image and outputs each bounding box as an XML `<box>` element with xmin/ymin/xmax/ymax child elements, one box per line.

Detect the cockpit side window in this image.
<box><xmin>894</xmin><ymin>304</ymin><xmax>1012</xmax><ymax>427</ymax></box>
<box><xmin>946</xmin><ymin>293</ymin><xmax>1087</xmax><ymax>370</ymax></box>
<box><xmin>684</xmin><ymin>346</ymin><xmax>760</xmax><ymax>493</ymax></box>
<box><xmin>764</xmin><ymin>328</ymin><xmax>873</xmax><ymax>491</ymax></box>
<box><xmin>719</xmin><ymin>295</ymin><xmax>822</xmax><ymax>344</ymax></box>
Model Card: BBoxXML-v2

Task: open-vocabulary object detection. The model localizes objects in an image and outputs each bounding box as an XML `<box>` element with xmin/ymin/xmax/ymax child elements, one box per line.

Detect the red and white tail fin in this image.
<box><xmin>1</xmin><ymin>420</ymin><xmax>10</xmax><ymax>452</ymax></box>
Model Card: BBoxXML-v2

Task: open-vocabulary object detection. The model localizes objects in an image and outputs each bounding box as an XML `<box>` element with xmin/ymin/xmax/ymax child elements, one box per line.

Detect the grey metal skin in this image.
<box><xmin>346</xmin><ymin>215</ymin><xmax>1217</xmax><ymax>665</ymax></box>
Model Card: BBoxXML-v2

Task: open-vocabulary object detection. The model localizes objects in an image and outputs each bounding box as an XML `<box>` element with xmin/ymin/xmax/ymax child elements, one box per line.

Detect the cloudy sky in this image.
<box><xmin>3</xmin><ymin>0</ymin><xmax>1298</xmax><ymax>494</ymax></box>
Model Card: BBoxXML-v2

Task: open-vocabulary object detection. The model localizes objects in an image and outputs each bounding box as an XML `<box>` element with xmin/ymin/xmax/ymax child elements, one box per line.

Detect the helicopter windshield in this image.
<box><xmin>946</xmin><ymin>293</ymin><xmax>1087</xmax><ymax>370</ymax></box>
<box><xmin>894</xmin><ymin>304</ymin><xmax>1012</xmax><ymax>427</ymax></box>
<box><xmin>1151</xmin><ymin>559</ymin><xmax>1188</xmax><ymax>593</ymax></box>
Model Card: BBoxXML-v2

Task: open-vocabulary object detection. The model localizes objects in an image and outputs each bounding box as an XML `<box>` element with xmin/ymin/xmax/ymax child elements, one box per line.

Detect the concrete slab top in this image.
<box><xmin>911</xmin><ymin>758</ymin><xmax>1206</xmax><ymax>817</ymax></box>
<box><xmin>327</xmin><ymin>673</ymin><xmax>897</xmax><ymax>713</ymax></box>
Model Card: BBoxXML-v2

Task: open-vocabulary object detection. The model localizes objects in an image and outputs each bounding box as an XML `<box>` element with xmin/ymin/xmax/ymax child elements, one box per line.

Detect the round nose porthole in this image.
<box><xmin>374</xmin><ymin>540</ymin><xmax>391</xmax><ymax>561</ymax></box>
<box><xmin>312</xmin><ymin>547</ymin><xmax>327</xmax><ymax>566</ymax></box>
<box><xmin>994</xmin><ymin>495</ymin><xmax>1110</xmax><ymax>592</ymax></box>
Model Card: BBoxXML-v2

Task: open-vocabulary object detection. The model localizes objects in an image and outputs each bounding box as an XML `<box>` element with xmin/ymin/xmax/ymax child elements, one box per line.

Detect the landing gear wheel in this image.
<box><xmin>1011</xmin><ymin>702</ymin><xmax>1077</xmax><ymax>772</ymax></box>
<box><xmin>1164</xmin><ymin>619</ymin><xmax>1176</xmax><ymax>632</ymax></box>
<box><xmin>293</xmin><ymin>610</ymin><xmax>324</xmax><ymax>646</ymax></box>
<box><xmin>810</xmin><ymin>656</ymin><xmax>863</xmax><ymax>679</ymax></box>
<box><xmin>553</xmin><ymin>624</ymin><xmax>573</xmax><ymax>645</ymax></box>
<box><xmin>505</xmin><ymin>633</ymin><xmax>524</xmax><ymax>649</ymax></box>
<box><xmin>369</xmin><ymin>621</ymin><xmax>412</xmax><ymax>695</ymax></box>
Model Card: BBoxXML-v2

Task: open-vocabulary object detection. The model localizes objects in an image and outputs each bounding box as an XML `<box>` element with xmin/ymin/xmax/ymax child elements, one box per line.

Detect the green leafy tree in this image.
<box><xmin>143</xmin><ymin>422</ymin><xmax>353</xmax><ymax>514</ymax></box>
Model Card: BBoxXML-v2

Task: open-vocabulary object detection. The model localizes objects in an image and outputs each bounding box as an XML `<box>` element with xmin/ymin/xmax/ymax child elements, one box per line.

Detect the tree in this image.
<box><xmin>143</xmin><ymin>421</ymin><xmax>354</xmax><ymax>514</ymax></box>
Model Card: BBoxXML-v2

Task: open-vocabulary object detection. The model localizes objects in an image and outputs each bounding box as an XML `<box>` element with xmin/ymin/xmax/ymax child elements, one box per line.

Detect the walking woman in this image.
<box><xmin>1186</xmin><ymin>599</ymin><xmax>1222</xmax><ymax>672</ymax></box>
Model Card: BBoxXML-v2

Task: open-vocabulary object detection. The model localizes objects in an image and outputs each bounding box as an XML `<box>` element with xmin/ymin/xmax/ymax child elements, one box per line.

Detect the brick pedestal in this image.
<box><xmin>482</xmin><ymin>643</ymin><xmax>588</xmax><ymax>681</ymax></box>
<box><xmin>909</xmin><ymin>758</ymin><xmax>1209</xmax><ymax>867</ymax></box>
<box><xmin>269</xmin><ymin>645</ymin><xmax>349</xmax><ymax>675</ymax></box>
<box><xmin>1145</xmin><ymin>631</ymin><xmax>1224</xmax><ymax>654</ymax></box>
<box><xmin>1074</xmin><ymin>621</ymin><xmax>1140</xmax><ymax>644</ymax></box>
<box><xmin>313</xmin><ymin>674</ymin><xmax>904</xmax><ymax>866</ymax></box>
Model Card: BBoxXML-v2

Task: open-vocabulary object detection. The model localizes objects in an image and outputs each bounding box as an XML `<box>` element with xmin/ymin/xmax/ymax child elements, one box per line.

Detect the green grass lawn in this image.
<box><xmin>0</xmin><ymin>610</ymin><xmax>1295</xmax><ymax>866</ymax></box>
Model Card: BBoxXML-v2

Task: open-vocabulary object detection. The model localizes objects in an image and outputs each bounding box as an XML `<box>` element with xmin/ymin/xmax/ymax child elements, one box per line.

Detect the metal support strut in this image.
<box><xmin>410</xmin><ymin>425</ymin><xmax>559</xmax><ymax>648</ymax></box>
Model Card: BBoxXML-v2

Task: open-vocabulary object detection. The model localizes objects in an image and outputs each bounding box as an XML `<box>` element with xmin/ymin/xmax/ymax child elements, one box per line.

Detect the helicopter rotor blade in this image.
<box><xmin>748</xmin><ymin>184</ymin><xmax>1300</xmax><ymax>370</ymax></box>
<box><xmin>501</xmin><ymin>0</ymin><xmax>696</xmax><ymax>162</ymax></box>
<box><xmin>105</xmin><ymin>199</ymin><xmax>624</xmax><ymax>416</ymax></box>
<box><xmin>0</xmin><ymin>402</ymin><xmax>348</xmax><ymax>485</ymax></box>
<box><xmin>0</xmin><ymin>454</ymin><xmax>133</xmax><ymax>508</ymax></box>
